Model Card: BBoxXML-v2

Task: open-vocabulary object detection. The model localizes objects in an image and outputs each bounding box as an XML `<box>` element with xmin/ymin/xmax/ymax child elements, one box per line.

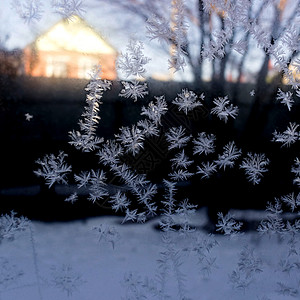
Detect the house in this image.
<box><xmin>0</xmin><ymin>49</ymin><xmax>24</xmax><ymax>76</ymax></box>
<box><xmin>23</xmin><ymin>15</ymin><xmax>117</xmax><ymax>80</ymax></box>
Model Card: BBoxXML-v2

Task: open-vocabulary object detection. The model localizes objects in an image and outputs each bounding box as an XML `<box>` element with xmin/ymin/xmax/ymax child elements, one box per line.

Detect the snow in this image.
<box><xmin>0</xmin><ymin>209</ymin><xmax>297</xmax><ymax>300</ymax></box>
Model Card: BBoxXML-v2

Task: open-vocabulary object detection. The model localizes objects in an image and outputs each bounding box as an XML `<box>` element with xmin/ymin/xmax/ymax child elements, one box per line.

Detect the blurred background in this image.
<box><xmin>0</xmin><ymin>0</ymin><xmax>299</xmax><ymax>222</ymax></box>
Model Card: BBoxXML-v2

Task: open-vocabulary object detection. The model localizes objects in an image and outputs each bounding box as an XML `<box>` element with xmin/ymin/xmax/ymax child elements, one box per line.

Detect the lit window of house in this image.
<box><xmin>78</xmin><ymin>57</ymin><xmax>99</xmax><ymax>79</ymax></box>
<box><xmin>46</xmin><ymin>56</ymin><xmax>69</xmax><ymax>78</ymax></box>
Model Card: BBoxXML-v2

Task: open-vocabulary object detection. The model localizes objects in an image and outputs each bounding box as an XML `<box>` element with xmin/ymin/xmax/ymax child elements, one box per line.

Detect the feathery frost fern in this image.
<box><xmin>6</xmin><ymin>0</ymin><xmax>300</xmax><ymax>298</ymax></box>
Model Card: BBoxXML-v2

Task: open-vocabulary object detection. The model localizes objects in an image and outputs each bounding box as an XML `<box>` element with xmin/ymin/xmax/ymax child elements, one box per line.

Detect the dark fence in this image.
<box><xmin>0</xmin><ymin>76</ymin><xmax>298</xmax><ymax>221</ymax></box>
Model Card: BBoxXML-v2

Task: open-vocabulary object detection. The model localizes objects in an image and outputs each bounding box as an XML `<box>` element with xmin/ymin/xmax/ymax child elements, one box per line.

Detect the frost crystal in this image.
<box><xmin>176</xmin><ymin>198</ymin><xmax>197</xmax><ymax>233</ymax></box>
<box><xmin>231</xmin><ymin>39</ymin><xmax>247</xmax><ymax>55</ymax></box>
<box><xmin>216</xmin><ymin>212</ymin><xmax>242</xmax><ymax>236</ymax></box>
<box><xmin>257</xmin><ymin>199</ymin><xmax>285</xmax><ymax>235</ymax></box>
<box><xmin>119</xmin><ymin>80</ymin><xmax>148</xmax><ymax>102</ymax></box>
<box><xmin>12</xmin><ymin>0</ymin><xmax>43</xmax><ymax>23</ymax></box>
<box><xmin>146</xmin><ymin>0</ymin><xmax>188</xmax><ymax>72</ymax></box>
<box><xmin>93</xmin><ymin>224</ymin><xmax>120</xmax><ymax>249</ymax></box>
<box><xmin>117</xmin><ymin>40</ymin><xmax>150</xmax><ymax>78</ymax></box>
<box><xmin>34</xmin><ymin>151</ymin><xmax>72</xmax><ymax>188</ymax></box>
<box><xmin>117</xmin><ymin>40</ymin><xmax>150</xmax><ymax>101</ymax></box>
<box><xmin>169</xmin><ymin>0</ymin><xmax>189</xmax><ymax>72</ymax></box>
<box><xmin>291</xmin><ymin>158</ymin><xmax>300</xmax><ymax>187</ymax></box>
<box><xmin>165</xmin><ymin>126</ymin><xmax>191</xmax><ymax>150</ymax></box>
<box><xmin>0</xmin><ymin>258</ymin><xmax>24</xmax><ymax>289</ymax></box>
<box><xmin>109</xmin><ymin>191</ymin><xmax>130</xmax><ymax>212</ymax></box>
<box><xmin>215</xmin><ymin>141</ymin><xmax>242</xmax><ymax>170</ymax></box>
<box><xmin>193</xmin><ymin>132</ymin><xmax>216</xmax><ymax>155</ymax></box>
<box><xmin>97</xmin><ymin>140</ymin><xmax>124</xmax><ymax>166</ymax></box>
<box><xmin>52</xmin><ymin>0</ymin><xmax>85</xmax><ymax>19</ymax></box>
<box><xmin>115</xmin><ymin>125</ymin><xmax>144</xmax><ymax>156</ymax></box>
<box><xmin>169</xmin><ymin>169</ymin><xmax>193</xmax><ymax>181</ymax></box>
<box><xmin>69</xmin><ymin>67</ymin><xmax>111</xmax><ymax>152</ymax></box>
<box><xmin>137</xmin><ymin>119</ymin><xmax>159</xmax><ymax>137</ymax></box>
<box><xmin>0</xmin><ymin>211</ymin><xmax>29</xmax><ymax>243</ymax></box>
<box><xmin>281</xmin><ymin>193</ymin><xmax>299</xmax><ymax>212</ymax></box>
<box><xmin>250</xmin><ymin>90</ymin><xmax>255</xmax><ymax>97</ymax></box>
<box><xmin>202</xmin><ymin>29</ymin><xmax>230</xmax><ymax>60</ymax></box>
<box><xmin>172</xmin><ymin>89</ymin><xmax>203</xmax><ymax>115</ymax></box>
<box><xmin>146</xmin><ymin>15</ymin><xmax>172</xmax><ymax>44</ymax></box>
<box><xmin>239</xmin><ymin>153</ymin><xmax>270</xmax><ymax>185</ymax></box>
<box><xmin>211</xmin><ymin>96</ymin><xmax>239</xmax><ymax>123</ymax></box>
<box><xmin>25</xmin><ymin>113</ymin><xmax>33</xmax><ymax>121</ymax></box>
<box><xmin>170</xmin><ymin>150</ymin><xmax>193</xmax><ymax>169</ymax></box>
<box><xmin>196</xmin><ymin>161</ymin><xmax>217</xmax><ymax>179</ymax></box>
<box><xmin>87</xmin><ymin>169</ymin><xmax>108</xmax><ymax>203</ymax></box>
<box><xmin>229</xmin><ymin>246</ymin><xmax>263</xmax><ymax>291</ymax></box>
<box><xmin>141</xmin><ymin>95</ymin><xmax>168</xmax><ymax>126</ymax></box>
<box><xmin>122</xmin><ymin>209</ymin><xmax>138</xmax><ymax>224</ymax></box>
<box><xmin>276</xmin><ymin>282</ymin><xmax>298</xmax><ymax>297</ymax></box>
<box><xmin>64</xmin><ymin>192</ymin><xmax>78</xmax><ymax>204</ymax></box>
<box><xmin>74</xmin><ymin>171</ymin><xmax>91</xmax><ymax>188</ymax></box>
<box><xmin>272</xmin><ymin>122</ymin><xmax>299</xmax><ymax>147</ymax></box>
<box><xmin>276</xmin><ymin>88</ymin><xmax>294</xmax><ymax>111</ymax></box>
<box><xmin>50</xmin><ymin>264</ymin><xmax>85</xmax><ymax>296</ymax></box>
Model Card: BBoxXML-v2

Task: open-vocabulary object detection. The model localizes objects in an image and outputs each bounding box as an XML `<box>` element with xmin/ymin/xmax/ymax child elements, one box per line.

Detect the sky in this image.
<box><xmin>0</xmin><ymin>0</ymin><xmax>269</xmax><ymax>83</ymax></box>
<box><xmin>0</xmin><ymin>0</ymin><xmax>194</xmax><ymax>81</ymax></box>
<box><xmin>0</xmin><ymin>1</ymin><xmax>130</xmax><ymax>49</ymax></box>
<box><xmin>0</xmin><ymin>0</ymin><xmax>298</xmax><ymax>83</ymax></box>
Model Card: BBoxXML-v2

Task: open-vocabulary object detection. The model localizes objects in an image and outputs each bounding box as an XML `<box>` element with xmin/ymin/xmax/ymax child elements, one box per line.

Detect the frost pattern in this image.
<box><xmin>52</xmin><ymin>0</ymin><xmax>86</xmax><ymax>19</ymax></box>
<box><xmin>272</xmin><ymin>122</ymin><xmax>299</xmax><ymax>147</ymax></box>
<box><xmin>276</xmin><ymin>88</ymin><xmax>294</xmax><ymax>111</ymax></box>
<box><xmin>214</xmin><ymin>141</ymin><xmax>242</xmax><ymax>170</ymax></box>
<box><xmin>193</xmin><ymin>132</ymin><xmax>216</xmax><ymax>156</ymax></box>
<box><xmin>239</xmin><ymin>153</ymin><xmax>270</xmax><ymax>185</ymax></box>
<box><xmin>169</xmin><ymin>169</ymin><xmax>194</xmax><ymax>181</ymax></box>
<box><xmin>196</xmin><ymin>161</ymin><xmax>217</xmax><ymax>179</ymax></box>
<box><xmin>50</xmin><ymin>264</ymin><xmax>85</xmax><ymax>296</ymax></box>
<box><xmin>0</xmin><ymin>211</ymin><xmax>29</xmax><ymax>243</ymax></box>
<box><xmin>11</xmin><ymin>0</ymin><xmax>43</xmax><ymax>23</ymax></box>
<box><xmin>34</xmin><ymin>151</ymin><xmax>72</xmax><ymax>188</ymax></box>
<box><xmin>170</xmin><ymin>150</ymin><xmax>193</xmax><ymax>169</ymax></box>
<box><xmin>119</xmin><ymin>80</ymin><xmax>148</xmax><ymax>102</ymax></box>
<box><xmin>109</xmin><ymin>191</ymin><xmax>130</xmax><ymax>212</ymax></box>
<box><xmin>87</xmin><ymin>169</ymin><xmax>108</xmax><ymax>203</ymax></box>
<box><xmin>146</xmin><ymin>14</ymin><xmax>172</xmax><ymax>44</ymax></box>
<box><xmin>115</xmin><ymin>125</ymin><xmax>145</xmax><ymax>156</ymax></box>
<box><xmin>0</xmin><ymin>258</ymin><xmax>24</xmax><ymax>289</ymax></box>
<box><xmin>24</xmin><ymin>1</ymin><xmax>300</xmax><ymax>298</ymax></box>
<box><xmin>165</xmin><ymin>126</ymin><xmax>191</xmax><ymax>150</ymax></box>
<box><xmin>211</xmin><ymin>96</ymin><xmax>239</xmax><ymax>123</ymax></box>
<box><xmin>172</xmin><ymin>89</ymin><xmax>203</xmax><ymax>115</ymax></box>
<box><xmin>117</xmin><ymin>40</ymin><xmax>150</xmax><ymax>78</ymax></box>
<box><xmin>97</xmin><ymin>140</ymin><xmax>123</xmax><ymax>166</ymax></box>
<box><xmin>216</xmin><ymin>212</ymin><xmax>243</xmax><ymax>236</ymax></box>
<box><xmin>64</xmin><ymin>192</ymin><xmax>78</xmax><ymax>204</ymax></box>
<box><xmin>146</xmin><ymin>0</ymin><xmax>188</xmax><ymax>72</ymax></box>
<box><xmin>93</xmin><ymin>224</ymin><xmax>120</xmax><ymax>249</ymax></box>
<box><xmin>69</xmin><ymin>67</ymin><xmax>111</xmax><ymax>152</ymax></box>
<box><xmin>291</xmin><ymin>158</ymin><xmax>300</xmax><ymax>188</ymax></box>
<box><xmin>140</xmin><ymin>95</ymin><xmax>168</xmax><ymax>126</ymax></box>
<box><xmin>25</xmin><ymin>113</ymin><xmax>33</xmax><ymax>121</ymax></box>
<box><xmin>117</xmin><ymin>40</ymin><xmax>150</xmax><ymax>102</ymax></box>
<box><xmin>168</xmin><ymin>0</ymin><xmax>189</xmax><ymax>72</ymax></box>
<box><xmin>229</xmin><ymin>246</ymin><xmax>263</xmax><ymax>291</ymax></box>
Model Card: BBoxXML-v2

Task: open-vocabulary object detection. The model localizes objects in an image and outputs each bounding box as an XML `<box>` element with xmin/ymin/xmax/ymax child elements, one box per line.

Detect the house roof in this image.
<box><xmin>30</xmin><ymin>15</ymin><xmax>117</xmax><ymax>55</ymax></box>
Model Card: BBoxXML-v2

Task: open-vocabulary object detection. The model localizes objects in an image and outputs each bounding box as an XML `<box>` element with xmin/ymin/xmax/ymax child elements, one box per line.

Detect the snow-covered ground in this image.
<box><xmin>0</xmin><ymin>209</ymin><xmax>298</xmax><ymax>300</ymax></box>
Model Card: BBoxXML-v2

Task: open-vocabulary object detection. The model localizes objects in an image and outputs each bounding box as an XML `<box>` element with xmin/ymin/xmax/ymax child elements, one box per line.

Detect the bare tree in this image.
<box><xmin>95</xmin><ymin>0</ymin><xmax>298</xmax><ymax>91</ymax></box>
